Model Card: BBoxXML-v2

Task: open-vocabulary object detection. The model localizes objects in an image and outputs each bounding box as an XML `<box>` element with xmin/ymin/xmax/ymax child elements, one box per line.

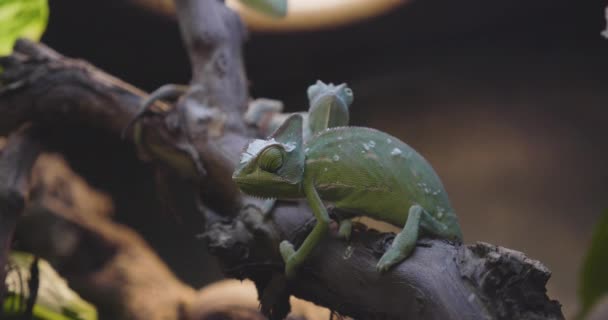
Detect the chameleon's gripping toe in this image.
<box><xmin>376</xmin><ymin>247</ymin><xmax>410</xmax><ymax>273</ymax></box>
<box><xmin>279</xmin><ymin>240</ymin><xmax>297</xmax><ymax>277</ymax></box>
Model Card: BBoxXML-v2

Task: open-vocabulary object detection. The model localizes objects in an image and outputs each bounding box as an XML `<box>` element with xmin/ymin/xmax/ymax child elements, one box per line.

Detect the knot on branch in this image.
<box><xmin>458</xmin><ymin>242</ymin><xmax>564</xmax><ymax>320</ymax></box>
<box><xmin>204</xmin><ymin>205</ymin><xmax>282</xmax><ymax>273</ymax></box>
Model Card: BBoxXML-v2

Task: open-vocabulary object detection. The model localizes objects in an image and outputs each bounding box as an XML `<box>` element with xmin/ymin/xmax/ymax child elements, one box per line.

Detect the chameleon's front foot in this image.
<box><xmin>376</xmin><ymin>248</ymin><xmax>409</xmax><ymax>273</ymax></box>
<box><xmin>279</xmin><ymin>240</ymin><xmax>297</xmax><ymax>278</ymax></box>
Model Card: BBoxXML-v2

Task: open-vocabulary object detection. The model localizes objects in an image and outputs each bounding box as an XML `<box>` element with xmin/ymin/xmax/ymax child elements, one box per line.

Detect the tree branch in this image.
<box><xmin>206</xmin><ymin>203</ymin><xmax>564</xmax><ymax>320</ymax></box>
<box><xmin>0</xmin><ymin>1</ymin><xmax>565</xmax><ymax>317</ymax></box>
<box><xmin>0</xmin><ymin>125</ymin><xmax>42</xmax><ymax>297</ymax></box>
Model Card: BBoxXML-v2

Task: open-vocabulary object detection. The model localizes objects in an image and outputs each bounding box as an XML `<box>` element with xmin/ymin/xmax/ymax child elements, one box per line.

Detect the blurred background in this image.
<box><xmin>37</xmin><ymin>0</ymin><xmax>608</xmax><ymax>317</ymax></box>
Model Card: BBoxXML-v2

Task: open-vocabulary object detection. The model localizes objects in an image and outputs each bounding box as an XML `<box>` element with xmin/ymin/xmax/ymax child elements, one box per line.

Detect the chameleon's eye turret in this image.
<box><xmin>339</xmin><ymin>86</ymin><xmax>354</xmax><ymax>106</ymax></box>
<box><xmin>259</xmin><ymin>146</ymin><xmax>284</xmax><ymax>172</ymax></box>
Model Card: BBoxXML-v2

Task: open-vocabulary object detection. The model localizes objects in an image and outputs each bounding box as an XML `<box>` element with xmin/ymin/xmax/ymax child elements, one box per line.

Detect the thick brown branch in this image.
<box><xmin>0</xmin><ymin>40</ymin><xmax>244</xmax><ymax>216</ymax></box>
<box><xmin>0</xmin><ymin>41</ymin><xmax>156</xmax><ymax>136</ymax></box>
<box><xmin>0</xmin><ymin>125</ymin><xmax>42</xmax><ymax>297</ymax></box>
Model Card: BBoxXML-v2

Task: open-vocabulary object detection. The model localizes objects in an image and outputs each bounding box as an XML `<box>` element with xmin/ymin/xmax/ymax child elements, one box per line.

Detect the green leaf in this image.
<box><xmin>3</xmin><ymin>251</ymin><xmax>97</xmax><ymax>320</ymax></box>
<box><xmin>579</xmin><ymin>209</ymin><xmax>608</xmax><ymax>318</ymax></box>
<box><xmin>238</xmin><ymin>0</ymin><xmax>287</xmax><ymax>18</ymax></box>
<box><xmin>0</xmin><ymin>0</ymin><xmax>49</xmax><ymax>56</ymax></box>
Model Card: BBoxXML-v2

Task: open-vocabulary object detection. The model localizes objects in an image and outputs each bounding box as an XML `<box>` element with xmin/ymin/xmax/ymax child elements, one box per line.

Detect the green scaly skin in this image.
<box><xmin>232</xmin><ymin>115</ymin><xmax>462</xmax><ymax>277</ymax></box>
<box><xmin>248</xmin><ymin>80</ymin><xmax>354</xmax><ymax>216</ymax></box>
<box><xmin>305</xmin><ymin>80</ymin><xmax>352</xmax><ymax>139</ymax></box>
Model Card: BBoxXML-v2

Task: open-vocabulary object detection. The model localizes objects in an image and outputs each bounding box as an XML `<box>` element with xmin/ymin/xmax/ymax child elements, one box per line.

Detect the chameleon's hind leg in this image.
<box><xmin>419</xmin><ymin>209</ymin><xmax>463</xmax><ymax>241</ymax></box>
<box><xmin>337</xmin><ymin>219</ymin><xmax>352</xmax><ymax>240</ymax></box>
<box><xmin>376</xmin><ymin>205</ymin><xmax>424</xmax><ymax>273</ymax></box>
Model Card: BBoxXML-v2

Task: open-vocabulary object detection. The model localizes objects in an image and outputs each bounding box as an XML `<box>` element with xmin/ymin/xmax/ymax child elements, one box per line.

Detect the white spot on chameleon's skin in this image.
<box><xmin>362</xmin><ymin>140</ymin><xmax>376</xmax><ymax>151</ymax></box>
<box><xmin>390</xmin><ymin>148</ymin><xmax>402</xmax><ymax>156</ymax></box>
<box><xmin>324</xmin><ymin>167</ymin><xmax>328</xmax><ymax>172</ymax></box>
<box><xmin>333</xmin><ymin>155</ymin><xmax>340</xmax><ymax>161</ymax></box>
<box><xmin>337</xmin><ymin>136</ymin><xmax>343</xmax><ymax>141</ymax></box>
<box><xmin>284</xmin><ymin>141</ymin><xmax>296</xmax><ymax>152</ymax></box>
<box><xmin>436</xmin><ymin>206</ymin><xmax>446</xmax><ymax>218</ymax></box>
<box><xmin>386</xmin><ymin>138</ymin><xmax>392</xmax><ymax>143</ymax></box>
<box><xmin>361</xmin><ymin>150</ymin><xmax>365</xmax><ymax>154</ymax></box>
<box><xmin>305</xmin><ymin>147</ymin><xmax>310</xmax><ymax>153</ymax></box>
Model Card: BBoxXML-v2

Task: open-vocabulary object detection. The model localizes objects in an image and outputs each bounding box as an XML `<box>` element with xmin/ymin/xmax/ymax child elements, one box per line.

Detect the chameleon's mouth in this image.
<box><xmin>232</xmin><ymin>176</ymin><xmax>266</xmax><ymax>196</ymax></box>
<box><xmin>232</xmin><ymin>174</ymin><xmax>254</xmax><ymax>186</ymax></box>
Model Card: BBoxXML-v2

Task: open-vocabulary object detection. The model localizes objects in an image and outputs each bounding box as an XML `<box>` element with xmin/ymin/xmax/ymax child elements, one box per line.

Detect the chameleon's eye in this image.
<box><xmin>259</xmin><ymin>146</ymin><xmax>284</xmax><ymax>172</ymax></box>
<box><xmin>344</xmin><ymin>88</ymin><xmax>353</xmax><ymax>96</ymax></box>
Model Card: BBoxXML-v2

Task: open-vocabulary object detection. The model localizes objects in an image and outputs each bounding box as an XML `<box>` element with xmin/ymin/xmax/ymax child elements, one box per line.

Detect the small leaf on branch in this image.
<box><xmin>0</xmin><ymin>0</ymin><xmax>49</xmax><ymax>56</ymax></box>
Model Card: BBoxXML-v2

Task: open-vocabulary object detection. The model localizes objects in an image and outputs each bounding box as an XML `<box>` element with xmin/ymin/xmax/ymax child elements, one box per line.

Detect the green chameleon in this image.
<box><xmin>244</xmin><ymin>80</ymin><xmax>353</xmax><ymax>214</ymax></box>
<box><xmin>233</xmin><ymin>114</ymin><xmax>463</xmax><ymax>277</ymax></box>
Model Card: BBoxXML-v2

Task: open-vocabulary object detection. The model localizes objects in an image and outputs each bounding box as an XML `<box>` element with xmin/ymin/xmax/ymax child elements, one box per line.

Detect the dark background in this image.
<box><xmin>39</xmin><ymin>0</ymin><xmax>608</xmax><ymax>316</ymax></box>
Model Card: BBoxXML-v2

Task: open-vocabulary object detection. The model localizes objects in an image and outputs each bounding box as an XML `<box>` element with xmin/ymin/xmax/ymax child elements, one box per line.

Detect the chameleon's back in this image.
<box><xmin>304</xmin><ymin>126</ymin><xmax>459</xmax><ymax>236</ymax></box>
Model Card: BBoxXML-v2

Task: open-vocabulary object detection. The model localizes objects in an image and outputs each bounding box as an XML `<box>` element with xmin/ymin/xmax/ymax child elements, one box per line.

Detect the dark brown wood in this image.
<box><xmin>0</xmin><ymin>125</ymin><xmax>42</xmax><ymax>298</ymax></box>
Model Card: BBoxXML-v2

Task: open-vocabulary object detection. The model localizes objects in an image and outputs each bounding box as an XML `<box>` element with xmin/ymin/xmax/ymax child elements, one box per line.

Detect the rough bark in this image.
<box><xmin>0</xmin><ymin>125</ymin><xmax>42</xmax><ymax>297</ymax></box>
<box><xmin>0</xmin><ymin>0</ymin><xmax>565</xmax><ymax>319</ymax></box>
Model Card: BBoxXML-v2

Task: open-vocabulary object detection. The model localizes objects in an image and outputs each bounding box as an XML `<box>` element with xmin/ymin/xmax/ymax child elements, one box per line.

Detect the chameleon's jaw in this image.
<box><xmin>233</xmin><ymin>173</ymin><xmax>302</xmax><ymax>199</ymax></box>
<box><xmin>232</xmin><ymin>175</ymin><xmax>269</xmax><ymax>197</ymax></box>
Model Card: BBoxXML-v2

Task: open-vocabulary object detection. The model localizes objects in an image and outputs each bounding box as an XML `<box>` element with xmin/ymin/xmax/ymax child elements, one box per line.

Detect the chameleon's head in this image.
<box><xmin>307</xmin><ymin>80</ymin><xmax>354</xmax><ymax>108</ymax></box>
<box><xmin>232</xmin><ymin>115</ymin><xmax>305</xmax><ymax>199</ymax></box>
